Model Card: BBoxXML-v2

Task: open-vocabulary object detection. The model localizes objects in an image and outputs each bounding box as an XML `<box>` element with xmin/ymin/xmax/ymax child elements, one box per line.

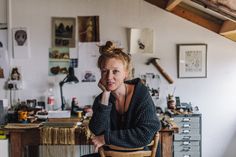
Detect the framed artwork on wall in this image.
<box><xmin>129</xmin><ymin>28</ymin><xmax>154</xmax><ymax>54</ymax></box>
<box><xmin>78</xmin><ymin>16</ymin><xmax>100</xmax><ymax>42</ymax></box>
<box><xmin>177</xmin><ymin>44</ymin><xmax>207</xmax><ymax>78</ymax></box>
<box><xmin>52</xmin><ymin>17</ymin><xmax>76</xmax><ymax>48</ymax></box>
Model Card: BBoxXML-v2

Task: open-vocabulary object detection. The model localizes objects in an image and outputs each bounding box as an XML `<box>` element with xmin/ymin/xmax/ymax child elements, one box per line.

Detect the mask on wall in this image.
<box><xmin>15</xmin><ymin>30</ymin><xmax>27</xmax><ymax>46</ymax></box>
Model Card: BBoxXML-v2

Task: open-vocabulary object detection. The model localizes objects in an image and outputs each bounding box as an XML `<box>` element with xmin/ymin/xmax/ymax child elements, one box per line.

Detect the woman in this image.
<box><xmin>86</xmin><ymin>41</ymin><xmax>160</xmax><ymax>156</ymax></box>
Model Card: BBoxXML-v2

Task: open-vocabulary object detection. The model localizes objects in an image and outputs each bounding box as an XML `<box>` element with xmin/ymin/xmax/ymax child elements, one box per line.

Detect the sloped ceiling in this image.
<box><xmin>145</xmin><ymin>0</ymin><xmax>236</xmax><ymax>41</ymax></box>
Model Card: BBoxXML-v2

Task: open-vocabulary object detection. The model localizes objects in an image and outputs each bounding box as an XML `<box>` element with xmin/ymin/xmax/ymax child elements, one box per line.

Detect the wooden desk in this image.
<box><xmin>159</xmin><ymin>128</ymin><xmax>177</xmax><ymax>157</ymax></box>
<box><xmin>7</xmin><ymin>128</ymin><xmax>40</xmax><ymax>157</ymax></box>
<box><xmin>6</xmin><ymin>126</ymin><xmax>177</xmax><ymax>157</ymax></box>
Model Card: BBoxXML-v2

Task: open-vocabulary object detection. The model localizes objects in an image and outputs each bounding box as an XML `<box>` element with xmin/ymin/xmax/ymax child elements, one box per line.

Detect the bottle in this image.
<box><xmin>71</xmin><ymin>97</ymin><xmax>79</xmax><ymax>116</ymax></box>
<box><xmin>47</xmin><ymin>88</ymin><xmax>55</xmax><ymax>111</ymax></box>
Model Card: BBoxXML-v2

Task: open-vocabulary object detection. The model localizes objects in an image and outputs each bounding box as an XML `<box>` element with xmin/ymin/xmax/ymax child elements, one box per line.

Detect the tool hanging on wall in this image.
<box><xmin>146</xmin><ymin>57</ymin><xmax>174</xmax><ymax>84</ymax></box>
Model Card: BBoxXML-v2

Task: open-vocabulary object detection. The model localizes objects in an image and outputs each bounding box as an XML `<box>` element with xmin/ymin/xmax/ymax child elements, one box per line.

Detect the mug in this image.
<box><xmin>77</xmin><ymin>111</ymin><xmax>83</xmax><ymax>118</ymax></box>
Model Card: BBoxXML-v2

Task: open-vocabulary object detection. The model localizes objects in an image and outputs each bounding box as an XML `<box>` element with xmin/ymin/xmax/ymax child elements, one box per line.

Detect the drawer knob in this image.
<box><xmin>182</xmin><ymin>136</ymin><xmax>191</xmax><ymax>140</ymax></box>
<box><xmin>182</xmin><ymin>118</ymin><xmax>191</xmax><ymax>122</ymax></box>
<box><xmin>182</xmin><ymin>130</ymin><xmax>190</xmax><ymax>134</ymax></box>
<box><xmin>183</xmin><ymin>141</ymin><xmax>191</xmax><ymax>145</ymax></box>
<box><xmin>183</xmin><ymin>146</ymin><xmax>191</xmax><ymax>151</ymax></box>
<box><xmin>183</xmin><ymin>124</ymin><xmax>191</xmax><ymax>128</ymax></box>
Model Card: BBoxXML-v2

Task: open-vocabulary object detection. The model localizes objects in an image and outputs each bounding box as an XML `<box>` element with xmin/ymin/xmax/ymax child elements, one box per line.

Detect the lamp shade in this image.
<box><xmin>59</xmin><ymin>67</ymin><xmax>78</xmax><ymax>110</ymax></box>
<box><xmin>61</xmin><ymin>67</ymin><xmax>79</xmax><ymax>85</ymax></box>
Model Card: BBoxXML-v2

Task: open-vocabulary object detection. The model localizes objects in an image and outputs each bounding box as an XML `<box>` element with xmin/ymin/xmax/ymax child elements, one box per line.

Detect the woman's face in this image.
<box><xmin>100</xmin><ymin>58</ymin><xmax>128</xmax><ymax>91</ymax></box>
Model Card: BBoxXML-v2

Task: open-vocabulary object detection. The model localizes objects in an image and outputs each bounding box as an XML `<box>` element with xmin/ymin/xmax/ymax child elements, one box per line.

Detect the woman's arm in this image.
<box><xmin>89</xmin><ymin>96</ymin><xmax>112</xmax><ymax>135</ymax></box>
<box><xmin>89</xmin><ymin>80</ymin><xmax>112</xmax><ymax>135</ymax></box>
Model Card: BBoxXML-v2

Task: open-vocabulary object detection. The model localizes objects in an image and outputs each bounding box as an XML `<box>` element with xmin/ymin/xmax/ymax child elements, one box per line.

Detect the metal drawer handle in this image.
<box><xmin>183</xmin><ymin>124</ymin><xmax>191</xmax><ymax>128</ymax></box>
<box><xmin>183</xmin><ymin>155</ymin><xmax>191</xmax><ymax>157</ymax></box>
<box><xmin>182</xmin><ymin>118</ymin><xmax>191</xmax><ymax>122</ymax></box>
<box><xmin>182</xmin><ymin>130</ymin><xmax>190</xmax><ymax>134</ymax></box>
<box><xmin>182</xmin><ymin>136</ymin><xmax>191</xmax><ymax>140</ymax></box>
<box><xmin>183</xmin><ymin>141</ymin><xmax>191</xmax><ymax>145</ymax></box>
<box><xmin>183</xmin><ymin>146</ymin><xmax>191</xmax><ymax>151</ymax></box>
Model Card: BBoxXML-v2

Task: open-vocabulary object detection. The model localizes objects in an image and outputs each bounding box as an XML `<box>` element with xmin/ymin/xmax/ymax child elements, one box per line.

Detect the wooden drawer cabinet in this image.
<box><xmin>173</xmin><ymin>114</ymin><xmax>202</xmax><ymax>157</ymax></box>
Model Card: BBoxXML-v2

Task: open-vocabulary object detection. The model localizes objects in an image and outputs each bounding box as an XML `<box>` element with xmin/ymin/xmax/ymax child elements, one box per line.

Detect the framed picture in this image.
<box><xmin>129</xmin><ymin>28</ymin><xmax>154</xmax><ymax>54</ymax></box>
<box><xmin>177</xmin><ymin>44</ymin><xmax>207</xmax><ymax>78</ymax></box>
<box><xmin>78</xmin><ymin>16</ymin><xmax>100</xmax><ymax>42</ymax></box>
<box><xmin>52</xmin><ymin>17</ymin><xmax>76</xmax><ymax>48</ymax></box>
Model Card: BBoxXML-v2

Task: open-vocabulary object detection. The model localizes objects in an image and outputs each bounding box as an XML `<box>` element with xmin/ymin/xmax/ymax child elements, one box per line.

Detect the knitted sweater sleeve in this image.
<box><xmin>104</xmin><ymin>92</ymin><xmax>161</xmax><ymax>148</ymax></box>
<box><xmin>89</xmin><ymin>96</ymin><xmax>112</xmax><ymax>135</ymax></box>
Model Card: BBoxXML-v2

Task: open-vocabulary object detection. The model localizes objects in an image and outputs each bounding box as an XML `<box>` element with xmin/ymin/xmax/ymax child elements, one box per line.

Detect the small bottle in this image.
<box><xmin>71</xmin><ymin>97</ymin><xmax>79</xmax><ymax>116</ymax></box>
<box><xmin>47</xmin><ymin>88</ymin><xmax>55</xmax><ymax>111</ymax></box>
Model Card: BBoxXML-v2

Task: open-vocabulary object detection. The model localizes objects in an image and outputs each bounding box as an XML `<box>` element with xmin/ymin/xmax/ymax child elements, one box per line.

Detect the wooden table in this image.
<box><xmin>7</xmin><ymin>128</ymin><xmax>40</xmax><ymax>157</ymax></box>
<box><xmin>159</xmin><ymin>128</ymin><xmax>178</xmax><ymax>157</ymax></box>
<box><xmin>5</xmin><ymin>125</ymin><xmax>178</xmax><ymax>157</ymax></box>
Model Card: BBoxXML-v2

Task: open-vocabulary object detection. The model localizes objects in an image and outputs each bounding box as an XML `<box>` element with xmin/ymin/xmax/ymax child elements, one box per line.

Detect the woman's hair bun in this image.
<box><xmin>99</xmin><ymin>41</ymin><xmax>119</xmax><ymax>54</ymax></box>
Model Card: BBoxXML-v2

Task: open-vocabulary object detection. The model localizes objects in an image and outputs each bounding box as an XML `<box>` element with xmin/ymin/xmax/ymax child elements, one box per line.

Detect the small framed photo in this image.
<box><xmin>177</xmin><ymin>44</ymin><xmax>207</xmax><ymax>78</ymax></box>
<box><xmin>52</xmin><ymin>17</ymin><xmax>76</xmax><ymax>48</ymax></box>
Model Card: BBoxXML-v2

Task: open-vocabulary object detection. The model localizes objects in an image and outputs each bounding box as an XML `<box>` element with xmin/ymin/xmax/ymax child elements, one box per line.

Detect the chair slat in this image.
<box><xmin>99</xmin><ymin>132</ymin><xmax>160</xmax><ymax>157</ymax></box>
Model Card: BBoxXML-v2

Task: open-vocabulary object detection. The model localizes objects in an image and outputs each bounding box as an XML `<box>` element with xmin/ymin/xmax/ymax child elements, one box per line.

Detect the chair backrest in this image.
<box><xmin>99</xmin><ymin>132</ymin><xmax>159</xmax><ymax>157</ymax></box>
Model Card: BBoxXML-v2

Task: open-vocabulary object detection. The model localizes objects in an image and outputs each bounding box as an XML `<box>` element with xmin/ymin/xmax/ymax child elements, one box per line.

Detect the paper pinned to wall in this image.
<box><xmin>0</xmin><ymin>30</ymin><xmax>7</xmax><ymax>49</ymax></box>
<box><xmin>12</xmin><ymin>27</ymin><xmax>30</xmax><ymax>59</ymax></box>
<box><xmin>78</xmin><ymin>43</ymin><xmax>100</xmax><ymax>81</ymax></box>
<box><xmin>0</xmin><ymin>48</ymin><xmax>9</xmax><ymax>79</ymax></box>
<box><xmin>129</xmin><ymin>28</ymin><xmax>154</xmax><ymax>54</ymax></box>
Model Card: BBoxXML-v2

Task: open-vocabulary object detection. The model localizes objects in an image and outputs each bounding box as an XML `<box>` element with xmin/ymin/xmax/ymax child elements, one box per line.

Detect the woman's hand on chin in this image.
<box><xmin>98</xmin><ymin>79</ymin><xmax>110</xmax><ymax>92</ymax></box>
<box><xmin>98</xmin><ymin>79</ymin><xmax>111</xmax><ymax>106</ymax></box>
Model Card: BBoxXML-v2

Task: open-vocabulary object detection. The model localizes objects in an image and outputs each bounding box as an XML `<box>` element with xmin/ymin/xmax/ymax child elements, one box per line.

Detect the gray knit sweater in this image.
<box><xmin>89</xmin><ymin>78</ymin><xmax>161</xmax><ymax>148</ymax></box>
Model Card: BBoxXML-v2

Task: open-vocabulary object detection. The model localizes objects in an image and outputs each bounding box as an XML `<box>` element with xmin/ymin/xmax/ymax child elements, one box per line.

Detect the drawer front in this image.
<box><xmin>178</xmin><ymin>128</ymin><xmax>200</xmax><ymax>135</ymax></box>
<box><xmin>178</xmin><ymin>123</ymin><xmax>200</xmax><ymax>129</ymax></box>
<box><xmin>174</xmin><ymin>134</ymin><xmax>201</xmax><ymax>141</ymax></box>
<box><xmin>174</xmin><ymin>141</ymin><xmax>200</xmax><ymax>147</ymax></box>
<box><xmin>174</xmin><ymin>145</ymin><xmax>200</xmax><ymax>152</ymax></box>
<box><xmin>173</xmin><ymin>117</ymin><xmax>200</xmax><ymax>123</ymax></box>
<box><xmin>174</xmin><ymin>152</ymin><xmax>200</xmax><ymax>157</ymax></box>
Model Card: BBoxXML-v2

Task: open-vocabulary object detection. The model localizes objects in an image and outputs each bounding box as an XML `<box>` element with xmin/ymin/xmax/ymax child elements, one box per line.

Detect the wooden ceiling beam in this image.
<box><xmin>220</xmin><ymin>20</ymin><xmax>236</xmax><ymax>35</ymax></box>
<box><xmin>145</xmin><ymin>0</ymin><xmax>236</xmax><ymax>41</ymax></box>
<box><xmin>144</xmin><ymin>0</ymin><xmax>167</xmax><ymax>9</ymax></box>
<box><xmin>220</xmin><ymin>20</ymin><xmax>236</xmax><ymax>40</ymax></box>
<box><xmin>172</xmin><ymin>3</ymin><xmax>222</xmax><ymax>33</ymax></box>
<box><xmin>190</xmin><ymin>0</ymin><xmax>236</xmax><ymax>22</ymax></box>
<box><xmin>166</xmin><ymin>0</ymin><xmax>183</xmax><ymax>11</ymax></box>
<box><xmin>145</xmin><ymin>0</ymin><xmax>223</xmax><ymax>33</ymax></box>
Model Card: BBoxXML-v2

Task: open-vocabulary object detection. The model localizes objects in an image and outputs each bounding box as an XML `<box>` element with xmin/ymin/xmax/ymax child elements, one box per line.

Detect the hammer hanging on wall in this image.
<box><xmin>146</xmin><ymin>58</ymin><xmax>174</xmax><ymax>84</ymax></box>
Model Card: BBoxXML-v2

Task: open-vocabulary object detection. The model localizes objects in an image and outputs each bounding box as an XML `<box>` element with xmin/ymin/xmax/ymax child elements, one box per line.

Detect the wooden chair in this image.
<box><xmin>99</xmin><ymin>132</ymin><xmax>159</xmax><ymax>157</ymax></box>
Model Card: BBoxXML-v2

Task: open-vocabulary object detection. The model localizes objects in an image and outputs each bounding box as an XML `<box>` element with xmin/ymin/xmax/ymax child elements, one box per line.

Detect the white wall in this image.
<box><xmin>0</xmin><ymin>0</ymin><xmax>6</xmax><ymax>23</ymax></box>
<box><xmin>1</xmin><ymin>0</ymin><xmax>236</xmax><ymax>156</ymax></box>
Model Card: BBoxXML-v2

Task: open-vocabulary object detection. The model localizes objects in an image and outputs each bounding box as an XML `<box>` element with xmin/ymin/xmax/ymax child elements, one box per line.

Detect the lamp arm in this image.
<box><xmin>59</xmin><ymin>82</ymin><xmax>65</xmax><ymax>110</ymax></box>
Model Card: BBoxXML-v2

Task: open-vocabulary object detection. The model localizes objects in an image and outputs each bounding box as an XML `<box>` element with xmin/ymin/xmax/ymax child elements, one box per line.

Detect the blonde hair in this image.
<box><xmin>97</xmin><ymin>41</ymin><xmax>131</xmax><ymax>73</ymax></box>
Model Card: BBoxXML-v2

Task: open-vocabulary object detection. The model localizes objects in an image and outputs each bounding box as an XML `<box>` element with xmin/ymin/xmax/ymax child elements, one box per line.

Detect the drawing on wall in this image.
<box><xmin>12</xmin><ymin>27</ymin><xmax>30</xmax><ymax>59</ymax></box>
<box><xmin>140</xmin><ymin>73</ymin><xmax>161</xmax><ymax>99</ymax></box>
<box><xmin>129</xmin><ymin>28</ymin><xmax>154</xmax><ymax>54</ymax></box>
<box><xmin>10</xmin><ymin>67</ymin><xmax>21</xmax><ymax>80</ymax></box>
<box><xmin>49</xmin><ymin>47</ymin><xmax>70</xmax><ymax>76</ymax></box>
<box><xmin>81</xmin><ymin>71</ymin><xmax>96</xmax><ymax>82</ymax></box>
<box><xmin>52</xmin><ymin>17</ymin><xmax>76</xmax><ymax>48</ymax></box>
<box><xmin>15</xmin><ymin>30</ymin><xmax>27</xmax><ymax>46</ymax></box>
<box><xmin>78</xmin><ymin>16</ymin><xmax>100</xmax><ymax>42</ymax></box>
<box><xmin>177</xmin><ymin>44</ymin><xmax>207</xmax><ymax>78</ymax></box>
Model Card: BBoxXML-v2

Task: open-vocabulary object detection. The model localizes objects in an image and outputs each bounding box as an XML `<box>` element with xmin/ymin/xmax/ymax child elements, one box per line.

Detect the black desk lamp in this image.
<box><xmin>59</xmin><ymin>67</ymin><xmax>79</xmax><ymax>110</ymax></box>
